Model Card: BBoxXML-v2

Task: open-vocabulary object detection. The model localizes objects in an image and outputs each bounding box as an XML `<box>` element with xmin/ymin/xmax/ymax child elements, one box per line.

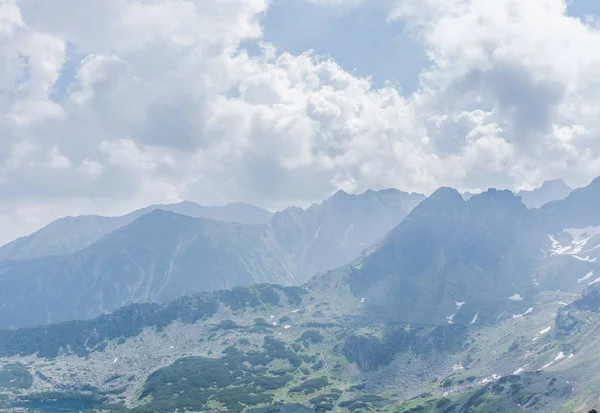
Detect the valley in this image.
<box><xmin>1</xmin><ymin>181</ymin><xmax>600</xmax><ymax>412</ymax></box>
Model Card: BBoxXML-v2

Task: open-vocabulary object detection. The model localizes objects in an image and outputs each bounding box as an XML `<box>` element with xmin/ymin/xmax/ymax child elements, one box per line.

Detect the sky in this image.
<box><xmin>1</xmin><ymin>0</ymin><xmax>600</xmax><ymax>243</ymax></box>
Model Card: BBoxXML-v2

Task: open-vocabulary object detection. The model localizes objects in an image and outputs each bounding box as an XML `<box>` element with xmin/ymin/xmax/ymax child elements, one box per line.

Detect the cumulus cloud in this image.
<box><xmin>1</xmin><ymin>0</ymin><xmax>600</xmax><ymax>243</ymax></box>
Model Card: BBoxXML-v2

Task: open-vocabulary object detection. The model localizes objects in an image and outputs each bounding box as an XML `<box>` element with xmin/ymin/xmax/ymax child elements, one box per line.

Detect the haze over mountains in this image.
<box><xmin>1</xmin><ymin>177</ymin><xmax>600</xmax><ymax>412</ymax></box>
<box><xmin>0</xmin><ymin>189</ymin><xmax>424</xmax><ymax>329</ymax></box>
<box><xmin>516</xmin><ymin>179</ymin><xmax>572</xmax><ymax>209</ymax></box>
<box><xmin>0</xmin><ymin>201</ymin><xmax>273</xmax><ymax>261</ymax></box>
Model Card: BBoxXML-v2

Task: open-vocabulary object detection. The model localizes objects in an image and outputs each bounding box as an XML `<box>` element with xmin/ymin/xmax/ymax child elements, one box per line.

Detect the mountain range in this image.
<box><xmin>461</xmin><ymin>178</ymin><xmax>572</xmax><ymax>209</ymax></box>
<box><xmin>1</xmin><ymin>176</ymin><xmax>600</xmax><ymax>412</ymax></box>
<box><xmin>0</xmin><ymin>189</ymin><xmax>425</xmax><ymax>329</ymax></box>
<box><xmin>0</xmin><ymin>201</ymin><xmax>273</xmax><ymax>261</ymax></box>
<box><xmin>517</xmin><ymin>179</ymin><xmax>572</xmax><ymax>209</ymax></box>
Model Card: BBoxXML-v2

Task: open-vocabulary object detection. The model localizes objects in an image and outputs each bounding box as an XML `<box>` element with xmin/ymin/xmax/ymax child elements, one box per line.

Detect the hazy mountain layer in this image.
<box><xmin>1</xmin><ymin>180</ymin><xmax>600</xmax><ymax>411</ymax></box>
<box><xmin>517</xmin><ymin>179</ymin><xmax>572</xmax><ymax>209</ymax></box>
<box><xmin>0</xmin><ymin>211</ymin><xmax>297</xmax><ymax>329</ymax></box>
<box><xmin>0</xmin><ymin>201</ymin><xmax>273</xmax><ymax>261</ymax></box>
<box><xmin>0</xmin><ymin>189</ymin><xmax>424</xmax><ymax>329</ymax></box>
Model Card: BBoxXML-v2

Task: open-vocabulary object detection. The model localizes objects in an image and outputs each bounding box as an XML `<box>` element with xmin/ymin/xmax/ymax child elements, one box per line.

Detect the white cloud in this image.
<box><xmin>46</xmin><ymin>146</ymin><xmax>72</xmax><ymax>169</ymax></box>
<box><xmin>0</xmin><ymin>0</ymin><xmax>600</xmax><ymax>243</ymax></box>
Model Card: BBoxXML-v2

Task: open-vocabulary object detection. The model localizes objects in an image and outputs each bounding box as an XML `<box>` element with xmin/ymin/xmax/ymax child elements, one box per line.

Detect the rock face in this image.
<box><xmin>0</xmin><ymin>189</ymin><xmax>424</xmax><ymax>329</ymax></box>
<box><xmin>335</xmin><ymin>177</ymin><xmax>600</xmax><ymax>328</ymax></box>
<box><xmin>266</xmin><ymin>189</ymin><xmax>425</xmax><ymax>280</ymax></box>
<box><xmin>346</xmin><ymin>188</ymin><xmax>543</xmax><ymax>326</ymax></box>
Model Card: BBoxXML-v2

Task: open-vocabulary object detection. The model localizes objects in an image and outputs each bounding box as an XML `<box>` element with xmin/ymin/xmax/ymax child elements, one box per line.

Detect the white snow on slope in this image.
<box><xmin>578</xmin><ymin>271</ymin><xmax>594</xmax><ymax>284</ymax></box>
<box><xmin>573</xmin><ymin>255</ymin><xmax>597</xmax><ymax>262</ymax></box>
<box><xmin>447</xmin><ymin>314</ymin><xmax>455</xmax><ymax>324</ymax></box>
<box><xmin>512</xmin><ymin>308</ymin><xmax>534</xmax><ymax>319</ymax></box>
<box><xmin>480</xmin><ymin>374</ymin><xmax>500</xmax><ymax>385</ymax></box>
<box><xmin>554</xmin><ymin>352</ymin><xmax>565</xmax><ymax>362</ymax></box>
<box><xmin>455</xmin><ymin>301</ymin><xmax>466</xmax><ymax>309</ymax></box>
<box><xmin>590</xmin><ymin>277</ymin><xmax>600</xmax><ymax>286</ymax></box>
<box><xmin>539</xmin><ymin>326</ymin><xmax>552</xmax><ymax>335</ymax></box>
<box><xmin>312</xmin><ymin>225</ymin><xmax>322</xmax><ymax>242</ymax></box>
<box><xmin>470</xmin><ymin>313</ymin><xmax>478</xmax><ymax>324</ymax></box>
<box><xmin>547</xmin><ymin>226</ymin><xmax>600</xmax><ymax>257</ymax></box>
<box><xmin>508</xmin><ymin>294</ymin><xmax>523</xmax><ymax>301</ymax></box>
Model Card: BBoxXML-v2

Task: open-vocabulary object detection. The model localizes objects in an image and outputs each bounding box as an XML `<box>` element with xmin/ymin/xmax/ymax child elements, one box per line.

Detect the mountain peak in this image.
<box><xmin>539</xmin><ymin>179</ymin><xmax>570</xmax><ymax>190</ymax></box>
<box><xmin>517</xmin><ymin>179</ymin><xmax>572</xmax><ymax>209</ymax></box>
<box><xmin>331</xmin><ymin>189</ymin><xmax>351</xmax><ymax>199</ymax></box>
<box><xmin>423</xmin><ymin>187</ymin><xmax>464</xmax><ymax>206</ymax></box>
<box><xmin>470</xmin><ymin>188</ymin><xmax>523</xmax><ymax>204</ymax></box>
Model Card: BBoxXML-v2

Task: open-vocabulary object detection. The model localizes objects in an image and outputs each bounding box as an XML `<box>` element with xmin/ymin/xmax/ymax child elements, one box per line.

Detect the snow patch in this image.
<box><xmin>578</xmin><ymin>271</ymin><xmax>594</xmax><ymax>283</ymax></box>
<box><xmin>284</xmin><ymin>325</ymin><xmax>291</xmax><ymax>329</ymax></box>
<box><xmin>568</xmin><ymin>353</ymin><xmax>575</xmax><ymax>359</ymax></box>
<box><xmin>512</xmin><ymin>308</ymin><xmax>534</xmax><ymax>319</ymax></box>
<box><xmin>453</xmin><ymin>363</ymin><xmax>464</xmax><ymax>371</ymax></box>
<box><xmin>513</xmin><ymin>365</ymin><xmax>527</xmax><ymax>375</ymax></box>
<box><xmin>546</xmin><ymin>226</ymin><xmax>600</xmax><ymax>257</ymax></box>
<box><xmin>590</xmin><ymin>277</ymin><xmax>600</xmax><ymax>286</ymax></box>
<box><xmin>480</xmin><ymin>374</ymin><xmax>500</xmax><ymax>385</ymax></box>
<box><xmin>542</xmin><ymin>361</ymin><xmax>554</xmax><ymax>369</ymax></box>
<box><xmin>113</xmin><ymin>358</ymin><xmax>118</xmax><ymax>363</ymax></box>
<box><xmin>446</xmin><ymin>314</ymin><xmax>455</xmax><ymax>324</ymax></box>
<box><xmin>508</xmin><ymin>294</ymin><xmax>523</xmax><ymax>301</ymax></box>
<box><xmin>360</xmin><ymin>297</ymin><xmax>366</xmax><ymax>303</ymax></box>
<box><xmin>573</xmin><ymin>255</ymin><xmax>597</xmax><ymax>262</ymax></box>
<box><xmin>470</xmin><ymin>313</ymin><xmax>478</xmax><ymax>324</ymax></box>
<box><xmin>291</xmin><ymin>309</ymin><xmax>301</xmax><ymax>313</ymax></box>
<box><xmin>455</xmin><ymin>301</ymin><xmax>466</xmax><ymax>310</ymax></box>
<box><xmin>539</xmin><ymin>326</ymin><xmax>551</xmax><ymax>335</ymax></box>
<box><xmin>311</xmin><ymin>225</ymin><xmax>322</xmax><ymax>242</ymax></box>
<box><xmin>554</xmin><ymin>352</ymin><xmax>565</xmax><ymax>362</ymax></box>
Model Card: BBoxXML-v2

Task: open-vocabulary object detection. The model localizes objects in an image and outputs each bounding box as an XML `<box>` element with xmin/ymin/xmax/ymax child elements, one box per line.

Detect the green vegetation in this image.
<box><xmin>298</xmin><ymin>330</ymin><xmax>324</xmax><ymax>344</ymax></box>
<box><xmin>0</xmin><ymin>363</ymin><xmax>32</xmax><ymax>389</ymax></box>
<box><xmin>343</xmin><ymin>324</ymin><xmax>468</xmax><ymax>371</ymax></box>
<box><xmin>288</xmin><ymin>377</ymin><xmax>329</xmax><ymax>394</ymax></box>
<box><xmin>0</xmin><ymin>284</ymin><xmax>306</xmax><ymax>359</ymax></box>
<box><xmin>136</xmin><ymin>337</ymin><xmax>310</xmax><ymax>413</ymax></box>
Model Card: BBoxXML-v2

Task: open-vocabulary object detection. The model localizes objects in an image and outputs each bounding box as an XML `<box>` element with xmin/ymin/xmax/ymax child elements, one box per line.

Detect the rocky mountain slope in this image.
<box><xmin>0</xmin><ymin>189</ymin><xmax>424</xmax><ymax>329</ymax></box>
<box><xmin>0</xmin><ymin>202</ymin><xmax>273</xmax><ymax>261</ymax></box>
<box><xmin>265</xmin><ymin>189</ymin><xmax>425</xmax><ymax>279</ymax></box>
<box><xmin>1</xmin><ymin>179</ymin><xmax>600</xmax><ymax>412</ymax></box>
<box><xmin>0</xmin><ymin>274</ymin><xmax>598</xmax><ymax>412</ymax></box>
<box><xmin>0</xmin><ymin>211</ymin><xmax>299</xmax><ymax>329</ymax></box>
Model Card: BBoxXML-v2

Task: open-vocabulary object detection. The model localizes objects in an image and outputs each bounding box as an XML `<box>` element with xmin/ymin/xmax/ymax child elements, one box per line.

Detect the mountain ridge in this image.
<box><xmin>0</xmin><ymin>189</ymin><xmax>425</xmax><ymax>329</ymax></box>
<box><xmin>0</xmin><ymin>201</ymin><xmax>274</xmax><ymax>261</ymax></box>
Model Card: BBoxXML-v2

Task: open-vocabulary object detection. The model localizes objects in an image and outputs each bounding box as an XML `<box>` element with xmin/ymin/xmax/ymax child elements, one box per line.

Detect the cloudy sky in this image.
<box><xmin>1</xmin><ymin>0</ymin><xmax>600</xmax><ymax>243</ymax></box>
